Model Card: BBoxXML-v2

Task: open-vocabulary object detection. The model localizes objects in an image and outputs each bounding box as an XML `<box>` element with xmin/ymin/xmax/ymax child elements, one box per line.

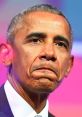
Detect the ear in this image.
<box><xmin>65</xmin><ymin>55</ymin><xmax>74</xmax><ymax>77</ymax></box>
<box><xmin>0</xmin><ymin>43</ymin><xmax>13</xmax><ymax>65</ymax></box>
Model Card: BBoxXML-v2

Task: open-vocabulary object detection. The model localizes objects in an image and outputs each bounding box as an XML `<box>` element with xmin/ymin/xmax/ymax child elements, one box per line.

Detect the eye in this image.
<box><xmin>56</xmin><ymin>41</ymin><xmax>67</xmax><ymax>49</ymax></box>
<box><xmin>24</xmin><ymin>37</ymin><xmax>42</xmax><ymax>44</ymax></box>
<box><xmin>30</xmin><ymin>38</ymin><xmax>41</xmax><ymax>43</ymax></box>
<box><xmin>24</xmin><ymin>33</ymin><xmax>46</xmax><ymax>45</ymax></box>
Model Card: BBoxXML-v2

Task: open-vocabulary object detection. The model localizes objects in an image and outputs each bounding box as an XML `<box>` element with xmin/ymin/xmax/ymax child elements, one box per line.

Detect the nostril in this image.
<box><xmin>40</xmin><ymin>55</ymin><xmax>46</xmax><ymax>61</ymax></box>
<box><xmin>51</xmin><ymin>57</ymin><xmax>56</xmax><ymax>61</ymax></box>
<box><xmin>46</xmin><ymin>56</ymin><xmax>56</xmax><ymax>61</ymax></box>
<box><xmin>40</xmin><ymin>55</ymin><xmax>56</xmax><ymax>61</ymax></box>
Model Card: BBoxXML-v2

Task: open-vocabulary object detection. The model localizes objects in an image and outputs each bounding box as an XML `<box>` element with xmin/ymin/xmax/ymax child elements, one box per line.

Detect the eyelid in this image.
<box><xmin>54</xmin><ymin>41</ymin><xmax>69</xmax><ymax>50</ymax></box>
<box><xmin>59</xmin><ymin>41</ymin><xmax>68</xmax><ymax>47</ymax></box>
<box><xmin>54</xmin><ymin>36</ymin><xmax>70</xmax><ymax>48</ymax></box>
<box><xmin>24</xmin><ymin>36</ymin><xmax>44</xmax><ymax>45</ymax></box>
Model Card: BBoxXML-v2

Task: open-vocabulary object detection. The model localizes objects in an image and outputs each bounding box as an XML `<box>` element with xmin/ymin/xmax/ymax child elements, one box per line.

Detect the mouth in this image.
<box><xmin>31</xmin><ymin>66</ymin><xmax>58</xmax><ymax>82</ymax></box>
<box><xmin>36</xmin><ymin>67</ymin><xmax>55</xmax><ymax>74</ymax></box>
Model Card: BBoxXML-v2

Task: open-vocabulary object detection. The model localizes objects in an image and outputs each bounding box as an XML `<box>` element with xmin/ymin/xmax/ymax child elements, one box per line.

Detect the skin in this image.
<box><xmin>7</xmin><ymin>11</ymin><xmax>73</xmax><ymax>113</ymax></box>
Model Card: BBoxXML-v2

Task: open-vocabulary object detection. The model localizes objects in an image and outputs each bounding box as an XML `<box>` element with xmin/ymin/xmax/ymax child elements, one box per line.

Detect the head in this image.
<box><xmin>0</xmin><ymin>4</ymin><xmax>74</xmax><ymax>94</ymax></box>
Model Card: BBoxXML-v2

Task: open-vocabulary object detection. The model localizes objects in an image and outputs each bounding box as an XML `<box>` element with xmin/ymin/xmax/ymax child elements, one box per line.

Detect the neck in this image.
<box><xmin>8</xmin><ymin>74</ymin><xmax>49</xmax><ymax>113</ymax></box>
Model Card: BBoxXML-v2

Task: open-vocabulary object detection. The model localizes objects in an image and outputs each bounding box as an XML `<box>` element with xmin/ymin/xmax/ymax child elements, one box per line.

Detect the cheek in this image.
<box><xmin>22</xmin><ymin>46</ymin><xmax>41</xmax><ymax>74</ymax></box>
<box><xmin>58</xmin><ymin>54</ymin><xmax>70</xmax><ymax>79</ymax></box>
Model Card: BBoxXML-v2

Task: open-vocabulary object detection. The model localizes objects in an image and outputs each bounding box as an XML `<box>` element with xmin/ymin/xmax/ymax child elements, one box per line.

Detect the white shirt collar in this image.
<box><xmin>4</xmin><ymin>80</ymin><xmax>48</xmax><ymax>117</ymax></box>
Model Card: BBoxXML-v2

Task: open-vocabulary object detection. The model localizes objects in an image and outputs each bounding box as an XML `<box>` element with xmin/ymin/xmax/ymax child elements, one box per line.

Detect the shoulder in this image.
<box><xmin>0</xmin><ymin>85</ymin><xmax>14</xmax><ymax>117</ymax></box>
<box><xmin>0</xmin><ymin>112</ymin><xmax>7</xmax><ymax>117</ymax></box>
<box><xmin>0</xmin><ymin>85</ymin><xmax>5</xmax><ymax>99</ymax></box>
<box><xmin>0</xmin><ymin>84</ymin><xmax>8</xmax><ymax>108</ymax></box>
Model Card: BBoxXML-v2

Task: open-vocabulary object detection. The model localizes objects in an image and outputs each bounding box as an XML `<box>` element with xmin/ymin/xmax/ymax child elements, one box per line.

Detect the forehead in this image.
<box><xmin>14</xmin><ymin>11</ymin><xmax>71</xmax><ymax>42</ymax></box>
<box><xmin>24</xmin><ymin>11</ymin><xmax>69</xmax><ymax>28</ymax></box>
<box><xmin>24</xmin><ymin>11</ymin><xmax>70</xmax><ymax>34</ymax></box>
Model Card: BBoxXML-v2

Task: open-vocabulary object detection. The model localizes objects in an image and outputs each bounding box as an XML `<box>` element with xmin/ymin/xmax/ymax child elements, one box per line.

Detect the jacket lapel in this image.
<box><xmin>0</xmin><ymin>85</ymin><xmax>14</xmax><ymax>117</ymax></box>
<box><xmin>0</xmin><ymin>85</ymin><xmax>55</xmax><ymax>117</ymax></box>
<box><xmin>48</xmin><ymin>111</ymin><xmax>55</xmax><ymax>117</ymax></box>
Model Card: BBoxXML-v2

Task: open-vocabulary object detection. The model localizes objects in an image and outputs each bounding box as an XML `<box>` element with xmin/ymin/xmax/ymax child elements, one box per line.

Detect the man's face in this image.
<box><xmin>11</xmin><ymin>11</ymin><xmax>73</xmax><ymax>93</ymax></box>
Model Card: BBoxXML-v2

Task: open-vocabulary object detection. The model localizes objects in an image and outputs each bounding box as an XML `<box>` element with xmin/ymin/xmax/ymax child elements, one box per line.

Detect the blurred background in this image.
<box><xmin>0</xmin><ymin>0</ymin><xmax>82</xmax><ymax>117</ymax></box>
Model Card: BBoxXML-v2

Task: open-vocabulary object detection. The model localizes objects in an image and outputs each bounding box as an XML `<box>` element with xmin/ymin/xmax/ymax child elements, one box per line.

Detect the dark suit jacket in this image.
<box><xmin>0</xmin><ymin>85</ymin><xmax>55</xmax><ymax>117</ymax></box>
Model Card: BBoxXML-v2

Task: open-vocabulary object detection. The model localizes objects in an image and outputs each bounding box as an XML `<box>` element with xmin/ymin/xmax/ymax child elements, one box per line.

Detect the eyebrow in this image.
<box><xmin>25</xmin><ymin>32</ymin><xmax>46</xmax><ymax>39</ymax></box>
<box><xmin>24</xmin><ymin>32</ymin><xmax>70</xmax><ymax>47</ymax></box>
<box><xmin>54</xmin><ymin>35</ymin><xmax>70</xmax><ymax>47</ymax></box>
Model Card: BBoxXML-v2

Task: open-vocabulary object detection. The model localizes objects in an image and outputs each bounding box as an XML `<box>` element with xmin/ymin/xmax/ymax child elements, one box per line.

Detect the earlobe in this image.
<box><xmin>0</xmin><ymin>43</ymin><xmax>13</xmax><ymax>65</ymax></box>
<box><xmin>65</xmin><ymin>55</ymin><xmax>74</xmax><ymax>77</ymax></box>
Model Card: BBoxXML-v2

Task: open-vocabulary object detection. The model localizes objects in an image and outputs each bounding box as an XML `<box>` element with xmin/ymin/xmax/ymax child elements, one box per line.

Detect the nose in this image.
<box><xmin>40</xmin><ymin>43</ymin><xmax>57</xmax><ymax>61</ymax></box>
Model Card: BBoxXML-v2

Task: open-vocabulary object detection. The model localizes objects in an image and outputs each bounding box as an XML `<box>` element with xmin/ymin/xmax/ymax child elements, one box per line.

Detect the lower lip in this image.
<box><xmin>39</xmin><ymin>77</ymin><xmax>53</xmax><ymax>83</ymax></box>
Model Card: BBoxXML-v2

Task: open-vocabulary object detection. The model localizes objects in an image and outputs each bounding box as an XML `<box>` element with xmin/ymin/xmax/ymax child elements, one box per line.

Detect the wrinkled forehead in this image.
<box><xmin>10</xmin><ymin>11</ymin><xmax>71</xmax><ymax>38</ymax></box>
<box><xmin>22</xmin><ymin>11</ymin><xmax>70</xmax><ymax>32</ymax></box>
<box><xmin>21</xmin><ymin>11</ymin><xmax>71</xmax><ymax>39</ymax></box>
<box><xmin>23</xmin><ymin>11</ymin><xmax>70</xmax><ymax>27</ymax></box>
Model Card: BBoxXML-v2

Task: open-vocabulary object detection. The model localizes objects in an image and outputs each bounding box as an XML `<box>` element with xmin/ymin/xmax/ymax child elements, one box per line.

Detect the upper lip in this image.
<box><xmin>36</xmin><ymin>66</ymin><xmax>55</xmax><ymax>73</ymax></box>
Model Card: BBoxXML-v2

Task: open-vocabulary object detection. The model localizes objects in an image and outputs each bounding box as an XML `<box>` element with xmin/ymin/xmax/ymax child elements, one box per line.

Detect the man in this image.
<box><xmin>0</xmin><ymin>4</ymin><xmax>74</xmax><ymax>117</ymax></box>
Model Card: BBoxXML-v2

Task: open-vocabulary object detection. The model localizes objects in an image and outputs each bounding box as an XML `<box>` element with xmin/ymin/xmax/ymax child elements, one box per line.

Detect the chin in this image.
<box><xmin>33</xmin><ymin>83</ymin><xmax>58</xmax><ymax>94</ymax></box>
<box><xmin>25</xmin><ymin>78</ymin><xmax>59</xmax><ymax>94</ymax></box>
